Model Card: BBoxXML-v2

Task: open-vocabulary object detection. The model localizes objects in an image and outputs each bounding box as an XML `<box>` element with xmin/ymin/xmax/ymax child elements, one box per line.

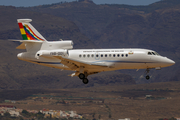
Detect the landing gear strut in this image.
<box><xmin>78</xmin><ymin>73</ymin><xmax>89</xmax><ymax>84</ymax></box>
<box><xmin>145</xmin><ymin>68</ymin><xmax>150</xmax><ymax>80</ymax></box>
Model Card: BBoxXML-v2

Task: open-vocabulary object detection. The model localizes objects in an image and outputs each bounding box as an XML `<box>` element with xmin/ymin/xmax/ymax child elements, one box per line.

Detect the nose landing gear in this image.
<box><xmin>145</xmin><ymin>68</ymin><xmax>150</xmax><ymax>80</ymax></box>
<box><xmin>146</xmin><ymin>75</ymin><xmax>150</xmax><ymax>80</ymax></box>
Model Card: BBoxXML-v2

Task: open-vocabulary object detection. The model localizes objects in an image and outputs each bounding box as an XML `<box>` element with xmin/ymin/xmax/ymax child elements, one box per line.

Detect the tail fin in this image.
<box><xmin>17</xmin><ymin>19</ymin><xmax>46</xmax><ymax>41</ymax></box>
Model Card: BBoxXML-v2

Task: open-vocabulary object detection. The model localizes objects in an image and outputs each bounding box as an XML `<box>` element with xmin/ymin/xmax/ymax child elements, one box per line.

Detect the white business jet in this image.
<box><xmin>14</xmin><ymin>19</ymin><xmax>175</xmax><ymax>84</ymax></box>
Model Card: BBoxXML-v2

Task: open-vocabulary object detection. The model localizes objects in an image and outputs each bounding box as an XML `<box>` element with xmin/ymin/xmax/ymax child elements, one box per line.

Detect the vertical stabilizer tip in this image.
<box><xmin>17</xmin><ymin>19</ymin><xmax>32</xmax><ymax>23</ymax></box>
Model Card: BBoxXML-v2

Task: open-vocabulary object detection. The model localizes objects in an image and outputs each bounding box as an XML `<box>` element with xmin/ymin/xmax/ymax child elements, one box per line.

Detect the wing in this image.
<box><xmin>53</xmin><ymin>56</ymin><xmax>109</xmax><ymax>75</ymax></box>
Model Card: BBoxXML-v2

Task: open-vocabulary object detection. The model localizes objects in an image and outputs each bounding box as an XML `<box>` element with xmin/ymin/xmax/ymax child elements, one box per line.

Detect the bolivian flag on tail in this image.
<box><xmin>17</xmin><ymin>19</ymin><xmax>46</xmax><ymax>41</ymax></box>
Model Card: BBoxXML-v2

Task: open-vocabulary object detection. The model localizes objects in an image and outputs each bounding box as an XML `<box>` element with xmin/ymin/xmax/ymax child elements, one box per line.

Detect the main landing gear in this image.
<box><xmin>145</xmin><ymin>68</ymin><xmax>150</xmax><ymax>80</ymax></box>
<box><xmin>78</xmin><ymin>73</ymin><xmax>89</xmax><ymax>84</ymax></box>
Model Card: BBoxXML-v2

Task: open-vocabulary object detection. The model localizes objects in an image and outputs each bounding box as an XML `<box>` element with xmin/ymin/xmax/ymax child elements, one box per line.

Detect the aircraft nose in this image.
<box><xmin>169</xmin><ymin>59</ymin><xmax>175</xmax><ymax>65</ymax></box>
<box><xmin>165</xmin><ymin>58</ymin><xmax>175</xmax><ymax>66</ymax></box>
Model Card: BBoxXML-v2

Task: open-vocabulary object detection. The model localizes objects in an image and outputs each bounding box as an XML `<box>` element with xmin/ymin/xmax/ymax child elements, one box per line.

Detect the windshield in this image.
<box><xmin>147</xmin><ymin>51</ymin><xmax>160</xmax><ymax>56</ymax></box>
<box><xmin>154</xmin><ymin>52</ymin><xmax>160</xmax><ymax>55</ymax></box>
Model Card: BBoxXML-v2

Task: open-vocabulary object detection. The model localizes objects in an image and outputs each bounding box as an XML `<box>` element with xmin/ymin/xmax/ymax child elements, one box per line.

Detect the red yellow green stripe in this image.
<box><xmin>18</xmin><ymin>23</ymin><xmax>44</xmax><ymax>41</ymax></box>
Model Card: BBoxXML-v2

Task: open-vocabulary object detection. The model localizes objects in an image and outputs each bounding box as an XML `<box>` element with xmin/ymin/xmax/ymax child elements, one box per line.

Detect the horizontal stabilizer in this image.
<box><xmin>10</xmin><ymin>39</ymin><xmax>44</xmax><ymax>43</ymax></box>
<box><xmin>16</xmin><ymin>43</ymin><xmax>26</xmax><ymax>49</ymax></box>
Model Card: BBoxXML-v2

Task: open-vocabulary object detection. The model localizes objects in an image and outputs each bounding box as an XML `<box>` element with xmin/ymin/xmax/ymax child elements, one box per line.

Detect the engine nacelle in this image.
<box><xmin>36</xmin><ymin>49</ymin><xmax>68</xmax><ymax>59</ymax></box>
<box><xmin>41</xmin><ymin>41</ymin><xmax>73</xmax><ymax>50</ymax></box>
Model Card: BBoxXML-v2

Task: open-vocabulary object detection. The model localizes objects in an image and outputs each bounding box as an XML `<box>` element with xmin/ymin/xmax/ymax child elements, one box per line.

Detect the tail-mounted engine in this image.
<box><xmin>36</xmin><ymin>49</ymin><xmax>68</xmax><ymax>59</ymax></box>
<box><xmin>41</xmin><ymin>41</ymin><xmax>73</xmax><ymax>50</ymax></box>
<box><xmin>36</xmin><ymin>40</ymin><xmax>73</xmax><ymax>59</ymax></box>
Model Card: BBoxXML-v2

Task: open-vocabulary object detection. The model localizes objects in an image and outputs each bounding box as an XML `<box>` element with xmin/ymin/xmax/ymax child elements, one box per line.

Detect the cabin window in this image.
<box><xmin>101</xmin><ymin>54</ymin><xmax>103</xmax><ymax>57</ymax></box>
<box><xmin>79</xmin><ymin>54</ymin><xmax>82</xmax><ymax>57</ymax></box>
<box><xmin>121</xmin><ymin>54</ymin><xmax>124</xmax><ymax>57</ymax></box>
<box><xmin>105</xmin><ymin>54</ymin><xmax>107</xmax><ymax>57</ymax></box>
<box><xmin>96</xmin><ymin>54</ymin><xmax>99</xmax><ymax>57</ymax></box>
<box><xmin>91</xmin><ymin>54</ymin><xmax>94</xmax><ymax>57</ymax></box>
<box><xmin>87</xmin><ymin>54</ymin><xmax>90</xmax><ymax>57</ymax></box>
<box><xmin>83</xmin><ymin>54</ymin><xmax>86</xmax><ymax>57</ymax></box>
<box><xmin>117</xmin><ymin>54</ymin><xmax>120</xmax><ymax>57</ymax></box>
<box><xmin>109</xmin><ymin>54</ymin><xmax>111</xmax><ymax>57</ymax></box>
<box><xmin>113</xmin><ymin>54</ymin><xmax>116</xmax><ymax>57</ymax></box>
<box><xmin>126</xmin><ymin>54</ymin><xmax>128</xmax><ymax>57</ymax></box>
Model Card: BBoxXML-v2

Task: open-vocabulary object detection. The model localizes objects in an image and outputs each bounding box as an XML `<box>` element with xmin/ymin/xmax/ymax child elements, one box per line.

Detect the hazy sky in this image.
<box><xmin>0</xmin><ymin>0</ymin><xmax>161</xmax><ymax>7</ymax></box>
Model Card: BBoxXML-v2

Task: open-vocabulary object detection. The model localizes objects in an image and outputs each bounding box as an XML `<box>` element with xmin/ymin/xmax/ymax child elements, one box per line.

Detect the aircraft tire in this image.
<box><xmin>79</xmin><ymin>73</ymin><xmax>85</xmax><ymax>79</ymax></box>
<box><xmin>82</xmin><ymin>78</ymin><xmax>89</xmax><ymax>84</ymax></box>
<box><xmin>146</xmin><ymin>75</ymin><xmax>150</xmax><ymax>80</ymax></box>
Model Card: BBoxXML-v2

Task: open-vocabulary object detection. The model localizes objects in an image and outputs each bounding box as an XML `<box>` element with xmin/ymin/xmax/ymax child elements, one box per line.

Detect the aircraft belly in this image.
<box><xmin>114</xmin><ymin>62</ymin><xmax>149</xmax><ymax>69</ymax></box>
<box><xmin>18</xmin><ymin>53</ymin><xmax>72</xmax><ymax>70</ymax></box>
<box><xmin>37</xmin><ymin>63</ymin><xmax>71</xmax><ymax>70</ymax></box>
<box><xmin>114</xmin><ymin>62</ymin><xmax>167</xmax><ymax>69</ymax></box>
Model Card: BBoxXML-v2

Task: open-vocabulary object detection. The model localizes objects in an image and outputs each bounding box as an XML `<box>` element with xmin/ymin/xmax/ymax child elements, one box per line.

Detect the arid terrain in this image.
<box><xmin>1</xmin><ymin>81</ymin><xmax>180</xmax><ymax>120</ymax></box>
<box><xmin>0</xmin><ymin>0</ymin><xmax>180</xmax><ymax>119</ymax></box>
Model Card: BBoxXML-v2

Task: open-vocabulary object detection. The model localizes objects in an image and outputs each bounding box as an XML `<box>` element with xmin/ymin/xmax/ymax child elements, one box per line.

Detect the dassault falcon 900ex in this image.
<box><xmin>13</xmin><ymin>19</ymin><xmax>175</xmax><ymax>84</ymax></box>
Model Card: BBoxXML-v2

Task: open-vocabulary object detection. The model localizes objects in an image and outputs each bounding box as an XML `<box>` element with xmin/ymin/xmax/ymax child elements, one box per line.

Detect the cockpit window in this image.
<box><xmin>152</xmin><ymin>52</ymin><xmax>156</xmax><ymax>55</ymax></box>
<box><xmin>148</xmin><ymin>52</ymin><xmax>152</xmax><ymax>55</ymax></box>
<box><xmin>148</xmin><ymin>51</ymin><xmax>160</xmax><ymax>56</ymax></box>
<box><xmin>155</xmin><ymin>52</ymin><xmax>160</xmax><ymax>56</ymax></box>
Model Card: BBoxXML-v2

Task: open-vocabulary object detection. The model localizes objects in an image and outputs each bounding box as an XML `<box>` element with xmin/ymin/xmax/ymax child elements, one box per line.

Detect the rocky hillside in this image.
<box><xmin>0</xmin><ymin>6</ymin><xmax>135</xmax><ymax>90</ymax></box>
<box><xmin>17</xmin><ymin>0</ymin><xmax>180</xmax><ymax>83</ymax></box>
<box><xmin>0</xmin><ymin>0</ymin><xmax>180</xmax><ymax>89</ymax></box>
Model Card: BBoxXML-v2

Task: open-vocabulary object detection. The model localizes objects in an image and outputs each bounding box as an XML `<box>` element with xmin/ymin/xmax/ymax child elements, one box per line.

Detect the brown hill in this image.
<box><xmin>1</xmin><ymin>0</ymin><xmax>180</xmax><ymax>89</ymax></box>
<box><xmin>0</xmin><ymin>6</ymin><xmax>95</xmax><ymax>49</ymax></box>
<box><xmin>1</xmin><ymin>81</ymin><xmax>180</xmax><ymax>120</ymax></box>
<box><xmin>0</xmin><ymin>6</ymin><xmax>135</xmax><ymax>89</ymax></box>
<box><xmin>18</xmin><ymin>0</ymin><xmax>180</xmax><ymax>83</ymax></box>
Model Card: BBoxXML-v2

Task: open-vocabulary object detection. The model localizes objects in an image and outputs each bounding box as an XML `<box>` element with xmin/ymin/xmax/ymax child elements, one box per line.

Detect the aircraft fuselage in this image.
<box><xmin>17</xmin><ymin>48</ymin><xmax>175</xmax><ymax>73</ymax></box>
<box><xmin>15</xmin><ymin>19</ymin><xmax>175</xmax><ymax>84</ymax></box>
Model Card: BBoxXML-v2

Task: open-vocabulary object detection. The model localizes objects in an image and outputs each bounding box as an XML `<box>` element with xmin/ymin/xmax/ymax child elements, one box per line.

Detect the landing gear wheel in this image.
<box><xmin>82</xmin><ymin>78</ymin><xmax>89</xmax><ymax>84</ymax></box>
<box><xmin>146</xmin><ymin>75</ymin><xmax>150</xmax><ymax>80</ymax></box>
<box><xmin>79</xmin><ymin>73</ymin><xmax>85</xmax><ymax>79</ymax></box>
